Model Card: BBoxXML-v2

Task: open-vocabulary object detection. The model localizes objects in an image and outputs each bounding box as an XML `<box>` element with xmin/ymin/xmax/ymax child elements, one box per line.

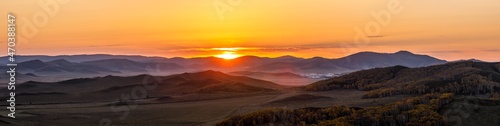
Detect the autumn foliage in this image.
<box><xmin>305</xmin><ymin>61</ymin><xmax>500</xmax><ymax>99</ymax></box>
<box><xmin>217</xmin><ymin>93</ymin><xmax>454</xmax><ymax>126</ymax></box>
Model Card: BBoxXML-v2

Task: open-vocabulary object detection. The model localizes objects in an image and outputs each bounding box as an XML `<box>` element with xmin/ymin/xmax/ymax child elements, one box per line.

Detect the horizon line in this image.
<box><xmin>0</xmin><ymin>50</ymin><xmax>416</xmax><ymax>59</ymax></box>
<box><xmin>1</xmin><ymin>51</ymin><xmax>499</xmax><ymax>62</ymax></box>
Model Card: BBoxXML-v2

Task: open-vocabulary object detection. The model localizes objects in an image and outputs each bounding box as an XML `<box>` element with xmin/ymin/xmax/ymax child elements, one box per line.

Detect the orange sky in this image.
<box><xmin>1</xmin><ymin>0</ymin><xmax>499</xmax><ymax>61</ymax></box>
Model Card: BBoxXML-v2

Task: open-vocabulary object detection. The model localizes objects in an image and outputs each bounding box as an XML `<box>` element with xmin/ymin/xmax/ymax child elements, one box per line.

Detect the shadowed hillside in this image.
<box><xmin>0</xmin><ymin>70</ymin><xmax>283</xmax><ymax>104</ymax></box>
<box><xmin>440</xmin><ymin>96</ymin><xmax>500</xmax><ymax>126</ymax></box>
<box><xmin>217</xmin><ymin>93</ymin><xmax>454</xmax><ymax>126</ymax></box>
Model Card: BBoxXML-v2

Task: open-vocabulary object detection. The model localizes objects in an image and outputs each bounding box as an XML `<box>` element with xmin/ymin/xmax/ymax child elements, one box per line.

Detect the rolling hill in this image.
<box><xmin>228</xmin><ymin>71</ymin><xmax>317</xmax><ymax>86</ymax></box>
<box><xmin>0</xmin><ymin>70</ymin><xmax>283</xmax><ymax>104</ymax></box>
<box><xmin>305</xmin><ymin>61</ymin><xmax>500</xmax><ymax>98</ymax></box>
<box><xmin>229</xmin><ymin>71</ymin><xmax>303</xmax><ymax>78</ymax></box>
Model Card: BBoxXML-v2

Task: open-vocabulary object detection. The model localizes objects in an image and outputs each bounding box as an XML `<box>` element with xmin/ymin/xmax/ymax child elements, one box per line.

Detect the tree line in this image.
<box><xmin>217</xmin><ymin>93</ymin><xmax>454</xmax><ymax>126</ymax></box>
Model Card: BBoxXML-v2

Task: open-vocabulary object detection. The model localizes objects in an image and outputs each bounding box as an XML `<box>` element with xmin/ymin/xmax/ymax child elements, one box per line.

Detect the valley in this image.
<box><xmin>0</xmin><ymin>52</ymin><xmax>498</xmax><ymax>126</ymax></box>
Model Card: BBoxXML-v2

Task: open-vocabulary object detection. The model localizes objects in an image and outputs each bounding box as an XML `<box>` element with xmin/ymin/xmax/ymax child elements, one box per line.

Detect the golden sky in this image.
<box><xmin>1</xmin><ymin>0</ymin><xmax>499</xmax><ymax>61</ymax></box>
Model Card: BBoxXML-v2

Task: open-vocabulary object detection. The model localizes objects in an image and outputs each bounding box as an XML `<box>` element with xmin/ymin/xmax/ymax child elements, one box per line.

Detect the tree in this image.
<box><xmin>216</xmin><ymin>93</ymin><xmax>454</xmax><ymax>126</ymax></box>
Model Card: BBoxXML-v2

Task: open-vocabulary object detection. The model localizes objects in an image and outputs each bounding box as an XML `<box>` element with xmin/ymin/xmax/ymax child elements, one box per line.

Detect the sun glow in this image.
<box><xmin>212</xmin><ymin>48</ymin><xmax>241</xmax><ymax>51</ymax></box>
<box><xmin>215</xmin><ymin>52</ymin><xmax>241</xmax><ymax>60</ymax></box>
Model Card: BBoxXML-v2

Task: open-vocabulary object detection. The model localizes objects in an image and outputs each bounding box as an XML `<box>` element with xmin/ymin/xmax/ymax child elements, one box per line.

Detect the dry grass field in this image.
<box><xmin>0</xmin><ymin>89</ymin><xmax>417</xmax><ymax>126</ymax></box>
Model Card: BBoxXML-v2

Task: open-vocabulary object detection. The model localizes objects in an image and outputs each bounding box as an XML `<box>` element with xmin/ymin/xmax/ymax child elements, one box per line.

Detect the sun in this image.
<box><xmin>215</xmin><ymin>52</ymin><xmax>241</xmax><ymax>60</ymax></box>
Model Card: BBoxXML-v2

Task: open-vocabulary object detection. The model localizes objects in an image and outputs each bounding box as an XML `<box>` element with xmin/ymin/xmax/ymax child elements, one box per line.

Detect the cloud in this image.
<box><xmin>367</xmin><ymin>35</ymin><xmax>384</xmax><ymax>38</ymax></box>
<box><xmin>426</xmin><ymin>50</ymin><xmax>463</xmax><ymax>54</ymax></box>
<box><xmin>483</xmin><ymin>49</ymin><xmax>500</xmax><ymax>52</ymax></box>
<box><xmin>164</xmin><ymin>45</ymin><xmax>348</xmax><ymax>54</ymax></box>
<box><xmin>87</xmin><ymin>44</ymin><xmax>125</xmax><ymax>47</ymax></box>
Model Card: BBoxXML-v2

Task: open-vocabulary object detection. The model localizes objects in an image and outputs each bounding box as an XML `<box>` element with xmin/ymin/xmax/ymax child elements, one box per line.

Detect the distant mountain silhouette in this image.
<box><xmin>18</xmin><ymin>59</ymin><xmax>47</xmax><ymax>69</ymax></box>
<box><xmin>46</xmin><ymin>59</ymin><xmax>74</xmax><ymax>66</ymax></box>
<box><xmin>0</xmin><ymin>54</ymin><xmax>167</xmax><ymax>63</ymax></box>
<box><xmin>1</xmin><ymin>51</ymin><xmax>446</xmax><ymax>75</ymax></box>
<box><xmin>8</xmin><ymin>58</ymin><xmax>187</xmax><ymax>78</ymax></box>
<box><xmin>333</xmin><ymin>50</ymin><xmax>446</xmax><ymax>69</ymax></box>
<box><xmin>14</xmin><ymin>59</ymin><xmax>120</xmax><ymax>75</ymax></box>
<box><xmin>81</xmin><ymin>59</ymin><xmax>151</xmax><ymax>72</ymax></box>
<box><xmin>82</xmin><ymin>58</ymin><xmax>186</xmax><ymax>73</ymax></box>
<box><xmin>251</xmin><ymin>51</ymin><xmax>447</xmax><ymax>73</ymax></box>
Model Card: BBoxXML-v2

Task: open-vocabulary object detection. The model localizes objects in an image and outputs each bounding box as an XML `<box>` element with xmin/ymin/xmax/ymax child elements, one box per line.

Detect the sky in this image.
<box><xmin>0</xmin><ymin>0</ymin><xmax>499</xmax><ymax>61</ymax></box>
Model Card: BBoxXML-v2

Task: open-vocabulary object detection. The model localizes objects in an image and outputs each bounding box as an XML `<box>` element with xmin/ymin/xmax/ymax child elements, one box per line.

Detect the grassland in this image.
<box><xmin>0</xmin><ymin>88</ymin><xmax>419</xmax><ymax>126</ymax></box>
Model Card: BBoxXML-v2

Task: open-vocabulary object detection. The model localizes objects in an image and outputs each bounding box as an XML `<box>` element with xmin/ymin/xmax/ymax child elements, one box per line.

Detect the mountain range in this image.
<box><xmin>0</xmin><ymin>58</ymin><xmax>499</xmax><ymax>125</ymax></box>
<box><xmin>1</xmin><ymin>51</ymin><xmax>447</xmax><ymax>78</ymax></box>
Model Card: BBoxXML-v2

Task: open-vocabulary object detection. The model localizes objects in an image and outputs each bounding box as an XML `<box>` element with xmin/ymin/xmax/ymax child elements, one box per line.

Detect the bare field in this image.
<box><xmin>0</xmin><ymin>89</ymin><xmax>416</xmax><ymax>126</ymax></box>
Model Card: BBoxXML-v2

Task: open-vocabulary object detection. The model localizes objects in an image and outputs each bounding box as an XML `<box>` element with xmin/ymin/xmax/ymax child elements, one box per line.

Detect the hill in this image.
<box><xmin>228</xmin><ymin>71</ymin><xmax>318</xmax><ymax>86</ymax></box>
<box><xmin>217</xmin><ymin>93</ymin><xmax>455</xmax><ymax>126</ymax></box>
<box><xmin>0</xmin><ymin>70</ymin><xmax>283</xmax><ymax>104</ymax></box>
<box><xmin>267</xmin><ymin>94</ymin><xmax>331</xmax><ymax>105</ymax></box>
<box><xmin>440</xmin><ymin>96</ymin><xmax>500</xmax><ymax>126</ymax></box>
<box><xmin>229</xmin><ymin>71</ymin><xmax>302</xmax><ymax>78</ymax></box>
<box><xmin>305</xmin><ymin>61</ymin><xmax>500</xmax><ymax>98</ymax></box>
